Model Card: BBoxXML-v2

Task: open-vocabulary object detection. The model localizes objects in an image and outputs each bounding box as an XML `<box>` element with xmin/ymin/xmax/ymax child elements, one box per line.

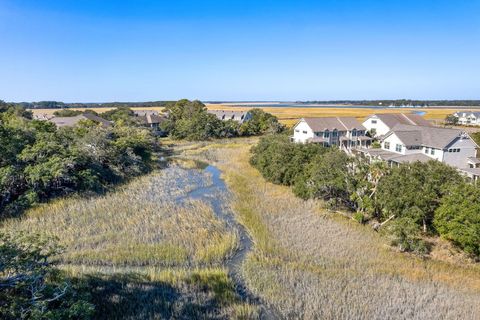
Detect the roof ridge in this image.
<box><xmin>336</xmin><ymin>117</ymin><xmax>349</xmax><ymax>131</ymax></box>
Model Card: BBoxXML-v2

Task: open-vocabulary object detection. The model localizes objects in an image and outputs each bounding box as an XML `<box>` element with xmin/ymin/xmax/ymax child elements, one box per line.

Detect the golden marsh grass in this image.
<box><xmin>183</xmin><ymin>140</ymin><xmax>480</xmax><ymax>319</ymax></box>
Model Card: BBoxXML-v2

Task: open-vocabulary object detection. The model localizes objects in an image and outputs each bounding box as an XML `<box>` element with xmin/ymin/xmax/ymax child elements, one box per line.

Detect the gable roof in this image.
<box><xmin>369</xmin><ymin>113</ymin><xmax>432</xmax><ymax>128</ymax></box>
<box><xmin>49</xmin><ymin>113</ymin><xmax>112</xmax><ymax>128</ymax></box>
<box><xmin>134</xmin><ymin>110</ymin><xmax>159</xmax><ymax>117</ymax></box>
<box><xmin>385</xmin><ymin>124</ymin><xmax>464</xmax><ymax>149</ymax></box>
<box><xmin>301</xmin><ymin>117</ymin><xmax>365</xmax><ymax>132</ymax></box>
<box><xmin>137</xmin><ymin>114</ymin><xmax>166</xmax><ymax>125</ymax></box>
<box><xmin>454</xmin><ymin>111</ymin><xmax>480</xmax><ymax>118</ymax></box>
<box><xmin>207</xmin><ymin>110</ymin><xmax>251</xmax><ymax>123</ymax></box>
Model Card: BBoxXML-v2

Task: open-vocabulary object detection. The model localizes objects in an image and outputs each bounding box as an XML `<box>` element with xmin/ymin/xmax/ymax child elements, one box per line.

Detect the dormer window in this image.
<box><xmin>352</xmin><ymin>129</ymin><xmax>357</xmax><ymax>137</ymax></box>
<box><xmin>324</xmin><ymin>130</ymin><xmax>330</xmax><ymax>138</ymax></box>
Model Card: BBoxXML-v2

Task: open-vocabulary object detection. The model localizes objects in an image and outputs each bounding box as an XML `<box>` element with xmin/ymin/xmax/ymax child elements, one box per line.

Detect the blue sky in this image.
<box><xmin>0</xmin><ymin>0</ymin><xmax>479</xmax><ymax>102</ymax></box>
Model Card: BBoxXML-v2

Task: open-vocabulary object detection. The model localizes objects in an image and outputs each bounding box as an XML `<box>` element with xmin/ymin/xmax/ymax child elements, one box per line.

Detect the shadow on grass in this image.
<box><xmin>83</xmin><ymin>273</ymin><xmax>232</xmax><ymax>320</ymax></box>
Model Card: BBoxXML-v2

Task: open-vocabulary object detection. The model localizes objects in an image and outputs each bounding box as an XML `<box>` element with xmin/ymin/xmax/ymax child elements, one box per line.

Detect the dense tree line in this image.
<box><xmin>251</xmin><ymin>135</ymin><xmax>480</xmax><ymax>258</ymax></box>
<box><xmin>0</xmin><ymin>101</ymin><xmax>156</xmax><ymax>218</ymax></box>
<box><xmin>161</xmin><ymin>99</ymin><xmax>284</xmax><ymax>140</ymax></box>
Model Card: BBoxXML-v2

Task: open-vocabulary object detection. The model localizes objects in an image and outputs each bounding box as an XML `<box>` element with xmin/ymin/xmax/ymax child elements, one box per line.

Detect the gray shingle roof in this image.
<box><xmin>207</xmin><ymin>110</ymin><xmax>250</xmax><ymax>123</ymax></box>
<box><xmin>302</xmin><ymin>117</ymin><xmax>365</xmax><ymax>132</ymax></box>
<box><xmin>386</xmin><ymin>124</ymin><xmax>463</xmax><ymax>149</ymax></box>
<box><xmin>137</xmin><ymin>114</ymin><xmax>166</xmax><ymax>125</ymax></box>
<box><xmin>49</xmin><ymin>114</ymin><xmax>112</xmax><ymax>128</ymax></box>
<box><xmin>372</xmin><ymin>113</ymin><xmax>433</xmax><ymax>128</ymax></box>
<box><xmin>356</xmin><ymin>148</ymin><xmax>432</xmax><ymax>164</ymax></box>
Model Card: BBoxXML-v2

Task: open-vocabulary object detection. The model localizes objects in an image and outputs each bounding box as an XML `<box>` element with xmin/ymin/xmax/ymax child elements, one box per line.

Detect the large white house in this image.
<box><xmin>362</xmin><ymin>113</ymin><xmax>432</xmax><ymax>137</ymax></box>
<box><xmin>453</xmin><ymin>111</ymin><xmax>480</xmax><ymax>126</ymax></box>
<box><xmin>356</xmin><ymin>124</ymin><xmax>480</xmax><ymax>181</ymax></box>
<box><xmin>292</xmin><ymin>117</ymin><xmax>371</xmax><ymax>150</ymax></box>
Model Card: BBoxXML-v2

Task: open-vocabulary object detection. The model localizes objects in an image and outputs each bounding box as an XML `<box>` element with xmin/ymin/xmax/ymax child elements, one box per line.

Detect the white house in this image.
<box><xmin>362</xmin><ymin>113</ymin><xmax>432</xmax><ymax>138</ymax></box>
<box><xmin>292</xmin><ymin>117</ymin><xmax>371</xmax><ymax>150</ymax></box>
<box><xmin>356</xmin><ymin>124</ymin><xmax>480</xmax><ymax>180</ymax></box>
<box><xmin>453</xmin><ymin>111</ymin><xmax>480</xmax><ymax>126</ymax></box>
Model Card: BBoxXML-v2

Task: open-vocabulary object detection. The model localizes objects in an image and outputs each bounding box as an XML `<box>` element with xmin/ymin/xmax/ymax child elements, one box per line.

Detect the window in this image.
<box><xmin>324</xmin><ymin>130</ymin><xmax>330</xmax><ymax>138</ymax></box>
<box><xmin>352</xmin><ymin>129</ymin><xmax>357</xmax><ymax>137</ymax></box>
<box><xmin>448</xmin><ymin>148</ymin><xmax>452</xmax><ymax>152</ymax></box>
<box><xmin>384</xmin><ymin>142</ymin><xmax>390</xmax><ymax>150</ymax></box>
<box><xmin>425</xmin><ymin>148</ymin><xmax>429</xmax><ymax>154</ymax></box>
<box><xmin>302</xmin><ymin>131</ymin><xmax>307</xmax><ymax>134</ymax></box>
<box><xmin>457</xmin><ymin>148</ymin><xmax>461</xmax><ymax>152</ymax></box>
<box><xmin>371</xmin><ymin>120</ymin><xmax>377</xmax><ymax>124</ymax></box>
<box><xmin>332</xmin><ymin>129</ymin><xmax>338</xmax><ymax>137</ymax></box>
<box><xmin>295</xmin><ymin>129</ymin><xmax>299</xmax><ymax>133</ymax></box>
<box><xmin>431</xmin><ymin>148</ymin><xmax>435</xmax><ymax>155</ymax></box>
<box><xmin>395</xmin><ymin>144</ymin><xmax>402</xmax><ymax>152</ymax></box>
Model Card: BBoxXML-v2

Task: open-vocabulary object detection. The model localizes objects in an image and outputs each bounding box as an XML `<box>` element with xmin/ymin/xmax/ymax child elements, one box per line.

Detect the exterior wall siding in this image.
<box><xmin>362</xmin><ymin>117</ymin><xmax>391</xmax><ymax>137</ymax></box>
<box><xmin>293</xmin><ymin>121</ymin><xmax>314</xmax><ymax>143</ymax></box>
<box><xmin>443</xmin><ymin>137</ymin><xmax>478</xmax><ymax>168</ymax></box>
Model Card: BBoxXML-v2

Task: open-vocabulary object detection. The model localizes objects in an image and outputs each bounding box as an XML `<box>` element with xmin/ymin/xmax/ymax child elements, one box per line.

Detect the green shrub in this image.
<box><xmin>434</xmin><ymin>183</ymin><xmax>480</xmax><ymax>258</ymax></box>
<box><xmin>0</xmin><ymin>231</ymin><xmax>94</xmax><ymax>319</ymax></box>
<box><xmin>383</xmin><ymin>217</ymin><xmax>429</xmax><ymax>255</ymax></box>
<box><xmin>353</xmin><ymin>212</ymin><xmax>366</xmax><ymax>224</ymax></box>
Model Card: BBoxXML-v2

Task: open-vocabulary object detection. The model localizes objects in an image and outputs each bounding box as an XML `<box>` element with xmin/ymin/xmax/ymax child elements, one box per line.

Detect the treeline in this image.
<box><xmin>297</xmin><ymin>100</ymin><xmax>480</xmax><ymax>106</ymax></box>
<box><xmin>162</xmin><ymin>99</ymin><xmax>284</xmax><ymax>140</ymax></box>
<box><xmin>251</xmin><ymin>135</ymin><xmax>480</xmax><ymax>259</ymax></box>
<box><xmin>12</xmin><ymin>100</ymin><xmax>174</xmax><ymax>109</ymax></box>
<box><xmin>0</xmin><ymin>100</ymin><xmax>157</xmax><ymax>217</ymax></box>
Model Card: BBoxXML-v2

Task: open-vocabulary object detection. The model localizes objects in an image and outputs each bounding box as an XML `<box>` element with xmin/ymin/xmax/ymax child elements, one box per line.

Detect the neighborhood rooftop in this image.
<box><xmin>302</xmin><ymin>117</ymin><xmax>365</xmax><ymax>131</ymax></box>
<box><xmin>372</xmin><ymin>113</ymin><xmax>433</xmax><ymax>127</ymax></box>
<box><xmin>385</xmin><ymin>124</ymin><xmax>465</xmax><ymax>149</ymax></box>
<box><xmin>49</xmin><ymin>113</ymin><xmax>112</xmax><ymax>128</ymax></box>
<box><xmin>207</xmin><ymin>110</ymin><xmax>252</xmax><ymax>123</ymax></box>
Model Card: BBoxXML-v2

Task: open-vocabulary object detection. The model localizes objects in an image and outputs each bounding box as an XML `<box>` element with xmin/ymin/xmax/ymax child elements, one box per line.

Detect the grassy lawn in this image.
<box><xmin>182</xmin><ymin>138</ymin><xmax>480</xmax><ymax>319</ymax></box>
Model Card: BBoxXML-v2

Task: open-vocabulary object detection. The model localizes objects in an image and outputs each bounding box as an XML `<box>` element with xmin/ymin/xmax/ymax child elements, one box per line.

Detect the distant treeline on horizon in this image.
<box><xmin>295</xmin><ymin>100</ymin><xmax>480</xmax><ymax>106</ymax></box>
<box><xmin>9</xmin><ymin>101</ymin><xmax>175</xmax><ymax>109</ymax></box>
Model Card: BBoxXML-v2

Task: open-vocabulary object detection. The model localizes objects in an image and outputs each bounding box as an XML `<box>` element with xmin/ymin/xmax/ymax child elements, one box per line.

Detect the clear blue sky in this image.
<box><xmin>1</xmin><ymin>0</ymin><xmax>479</xmax><ymax>102</ymax></box>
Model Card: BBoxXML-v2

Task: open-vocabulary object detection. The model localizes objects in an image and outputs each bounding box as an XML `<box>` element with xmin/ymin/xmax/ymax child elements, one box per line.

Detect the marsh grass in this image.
<box><xmin>1</xmin><ymin>166</ymin><xmax>238</xmax><ymax>267</ymax></box>
<box><xmin>205</xmin><ymin>104</ymin><xmax>462</xmax><ymax>127</ymax></box>
<box><xmin>186</xmin><ymin>141</ymin><xmax>480</xmax><ymax>320</ymax></box>
<box><xmin>63</xmin><ymin>266</ymin><xmax>259</xmax><ymax>319</ymax></box>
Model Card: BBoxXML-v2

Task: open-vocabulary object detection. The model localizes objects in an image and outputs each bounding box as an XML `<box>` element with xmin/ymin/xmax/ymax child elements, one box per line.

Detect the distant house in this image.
<box><xmin>133</xmin><ymin>110</ymin><xmax>159</xmax><ymax>117</ymax></box>
<box><xmin>453</xmin><ymin>111</ymin><xmax>480</xmax><ymax>126</ymax></box>
<box><xmin>356</xmin><ymin>124</ymin><xmax>480</xmax><ymax>181</ymax></box>
<box><xmin>292</xmin><ymin>117</ymin><xmax>371</xmax><ymax>150</ymax></box>
<box><xmin>33</xmin><ymin>113</ymin><xmax>54</xmax><ymax>121</ymax></box>
<box><xmin>49</xmin><ymin>113</ymin><xmax>112</xmax><ymax>128</ymax></box>
<box><xmin>362</xmin><ymin>113</ymin><xmax>433</xmax><ymax>138</ymax></box>
<box><xmin>207</xmin><ymin>110</ymin><xmax>252</xmax><ymax>124</ymax></box>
